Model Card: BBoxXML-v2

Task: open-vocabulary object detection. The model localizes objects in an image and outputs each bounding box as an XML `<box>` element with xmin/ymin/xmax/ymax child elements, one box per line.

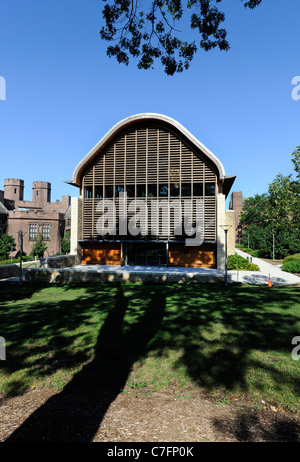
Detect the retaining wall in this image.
<box><xmin>40</xmin><ymin>255</ymin><xmax>76</xmax><ymax>269</ymax></box>
<box><xmin>0</xmin><ymin>264</ymin><xmax>20</xmax><ymax>279</ymax></box>
<box><xmin>23</xmin><ymin>267</ymin><xmax>225</xmax><ymax>284</ymax></box>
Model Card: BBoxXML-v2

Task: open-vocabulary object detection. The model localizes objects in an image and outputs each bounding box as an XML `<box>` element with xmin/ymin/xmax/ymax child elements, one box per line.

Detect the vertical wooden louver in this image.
<box><xmin>81</xmin><ymin>124</ymin><xmax>217</xmax><ymax>241</ymax></box>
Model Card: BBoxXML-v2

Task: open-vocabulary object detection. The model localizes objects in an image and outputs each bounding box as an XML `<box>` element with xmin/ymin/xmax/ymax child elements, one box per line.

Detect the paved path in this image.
<box><xmin>1</xmin><ymin>251</ymin><xmax>299</xmax><ymax>286</ymax></box>
<box><xmin>228</xmin><ymin>249</ymin><xmax>300</xmax><ymax>285</ymax></box>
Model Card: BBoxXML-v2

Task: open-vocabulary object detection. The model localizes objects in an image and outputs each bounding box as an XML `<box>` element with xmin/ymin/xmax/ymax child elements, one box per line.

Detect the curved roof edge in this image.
<box><xmin>69</xmin><ymin>113</ymin><xmax>226</xmax><ymax>186</ymax></box>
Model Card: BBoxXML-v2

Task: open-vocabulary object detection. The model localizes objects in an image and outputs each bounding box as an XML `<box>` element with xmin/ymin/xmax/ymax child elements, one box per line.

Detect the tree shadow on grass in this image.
<box><xmin>213</xmin><ymin>411</ymin><xmax>300</xmax><ymax>442</ymax></box>
<box><xmin>5</xmin><ymin>285</ymin><xmax>166</xmax><ymax>442</ymax></box>
<box><xmin>3</xmin><ymin>283</ymin><xmax>300</xmax><ymax>442</ymax></box>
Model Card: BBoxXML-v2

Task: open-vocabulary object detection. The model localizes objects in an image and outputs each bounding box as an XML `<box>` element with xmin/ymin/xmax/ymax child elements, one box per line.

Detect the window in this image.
<box><xmin>181</xmin><ymin>183</ymin><xmax>191</xmax><ymax>196</ymax></box>
<box><xmin>105</xmin><ymin>185</ymin><xmax>114</xmax><ymax>198</ymax></box>
<box><xmin>170</xmin><ymin>183</ymin><xmax>179</xmax><ymax>197</ymax></box>
<box><xmin>193</xmin><ymin>183</ymin><xmax>203</xmax><ymax>196</ymax></box>
<box><xmin>42</xmin><ymin>224</ymin><xmax>50</xmax><ymax>241</ymax></box>
<box><xmin>95</xmin><ymin>186</ymin><xmax>103</xmax><ymax>199</ymax></box>
<box><xmin>136</xmin><ymin>184</ymin><xmax>146</xmax><ymax>197</ymax></box>
<box><xmin>147</xmin><ymin>184</ymin><xmax>157</xmax><ymax>198</ymax></box>
<box><xmin>159</xmin><ymin>184</ymin><xmax>168</xmax><ymax>197</ymax></box>
<box><xmin>29</xmin><ymin>224</ymin><xmax>37</xmax><ymax>241</ymax></box>
<box><xmin>205</xmin><ymin>183</ymin><xmax>215</xmax><ymax>196</ymax></box>
<box><xmin>84</xmin><ymin>186</ymin><xmax>93</xmax><ymax>199</ymax></box>
<box><xmin>126</xmin><ymin>185</ymin><xmax>135</xmax><ymax>198</ymax></box>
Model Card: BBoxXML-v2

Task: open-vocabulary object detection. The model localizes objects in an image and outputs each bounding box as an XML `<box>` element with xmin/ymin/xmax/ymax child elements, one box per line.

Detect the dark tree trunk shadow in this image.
<box><xmin>5</xmin><ymin>286</ymin><xmax>166</xmax><ymax>442</ymax></box>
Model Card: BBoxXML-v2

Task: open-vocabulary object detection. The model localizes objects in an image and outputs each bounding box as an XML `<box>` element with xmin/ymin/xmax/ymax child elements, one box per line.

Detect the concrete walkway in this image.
<box><xmin>228</xmin><ymin>249</ymin><xmax>300</xmax><ymax>285</ymax></box>
<box><xmin>2</xmin><ymin>251</ymin><xmax>300</xmax><ymax>286</ymax></box>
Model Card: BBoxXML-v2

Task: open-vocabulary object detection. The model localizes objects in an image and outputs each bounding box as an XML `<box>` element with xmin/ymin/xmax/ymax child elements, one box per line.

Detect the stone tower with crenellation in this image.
<box><xmin>32</xmin><ymin>181</ymin><xmax>51</xmax><ymax>203</ymax></box>
<box><xmin>4</xmin><ymin>178</ymin><xmax>24</xmax><ymax>202</ymax></box>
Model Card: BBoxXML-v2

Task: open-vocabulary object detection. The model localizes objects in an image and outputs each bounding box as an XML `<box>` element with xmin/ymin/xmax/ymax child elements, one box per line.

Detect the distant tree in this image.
<box><xmin>61</xmin><ymin>230</ymin><xmax>70</xmax><ymax>255</ymax></box>
<box><xmin>240</xmin><ymin>193</ymin><xmax>269</xmax><ymax>227</ymax></box>
<box><xmin>292</xmin><ymin>146</ymin><xmax>300</xmax><ymax>180</ymax></box>
<box><xmin>0</xmin><ymin>234</ymin><xmax>16</xmax><ymax>259</ymax></box>
<box><xmin>100</xmin><ymin>0</ymin><xmax>263</xmax><ymax>75</ymax></box>
<box><xmin>240</xmin><ymin>148</ymin><xmax>300</xmax><ymax>259</ymax></box>
<box><xmin>32</xmin><ymin>234</ymin><xmax>47</xmax><ymax>258</ymax></box>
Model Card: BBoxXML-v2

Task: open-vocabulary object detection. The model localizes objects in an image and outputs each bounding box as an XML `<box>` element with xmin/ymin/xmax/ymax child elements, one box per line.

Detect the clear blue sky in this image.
<box><xmin>1</xmin><ymin>0</ymin><xmax>300</xmax><ymax>206</ymax></box>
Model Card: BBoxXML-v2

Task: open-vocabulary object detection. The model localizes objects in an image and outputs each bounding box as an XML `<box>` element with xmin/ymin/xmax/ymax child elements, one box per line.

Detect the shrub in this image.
<box><xmin>0</xmin><ymin>234</ymin><xmax>16</xmax><ymax>259</ymax></box>
<box><xmin>15</xmin><ymin>250</ymin><xmax>26</xmax><ymax>258</ymax></box>
<box><xmin>241</xmin><ymin>248</ymin><xmax>253</xmax><ymax>254</ymax></box>
<box><xmin>282</xmin><ymin>260</ymin><xmax>300</xmax><ymax>274</ymax></box>
<box><xmin>227</xmin><ymin>253</ymin><xmax>260</xmax><ymax>271</ymax></box>
<box><xmin>283</xmin><ymin>254</ymin><xmax>300</xmax><ymax>263</ymax></box>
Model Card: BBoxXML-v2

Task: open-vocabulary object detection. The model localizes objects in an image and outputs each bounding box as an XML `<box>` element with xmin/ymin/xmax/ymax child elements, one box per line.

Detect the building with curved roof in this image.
<box><xmin>69</xmin><ymin>113</ymin><xmax>236</xmax><ymax>269</ymax></box>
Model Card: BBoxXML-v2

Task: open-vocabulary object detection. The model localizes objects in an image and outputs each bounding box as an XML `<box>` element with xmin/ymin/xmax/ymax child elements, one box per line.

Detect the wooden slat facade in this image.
<box><xmin>81</xmin><ymin>124</ymin><xmax>217</xmax><ymax>244</ymax></box>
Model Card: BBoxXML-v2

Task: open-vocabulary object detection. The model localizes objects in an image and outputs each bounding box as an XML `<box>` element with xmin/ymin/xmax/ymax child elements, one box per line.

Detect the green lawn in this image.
<box><xmin>0</xmin><ymin>282</ymin><xmax>299</xmax><ymax>415</ymax></box>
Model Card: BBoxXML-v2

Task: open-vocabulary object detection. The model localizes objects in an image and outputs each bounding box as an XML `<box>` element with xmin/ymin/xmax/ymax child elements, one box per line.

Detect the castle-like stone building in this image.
<box><xmin>0</xmin><ymin>179</ymin><xmax>70</xmax><ymax>257</ymax></box>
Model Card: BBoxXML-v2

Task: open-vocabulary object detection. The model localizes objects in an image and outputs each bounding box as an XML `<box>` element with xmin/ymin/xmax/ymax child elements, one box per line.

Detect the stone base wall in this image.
<box><xmin>39</xmin><ymin>255</ymin><xmax>76</xmax><ymax>269</ymax></box>
<box><xmin>0</xmin><ymin>264</ymin><xmax>20</xmax><ymax>279</ymax></box>
<box><xmin>23</xmin><ymin>267</ymin><xmax>224</xmax><ymax>284</ymax></box>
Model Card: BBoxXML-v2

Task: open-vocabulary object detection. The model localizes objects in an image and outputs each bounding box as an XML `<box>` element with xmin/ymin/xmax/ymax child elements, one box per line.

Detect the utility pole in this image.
<box><xmin>273</xmin><ymin>233</ymin><xmax>275</xmax><ymax>261</ymax></box>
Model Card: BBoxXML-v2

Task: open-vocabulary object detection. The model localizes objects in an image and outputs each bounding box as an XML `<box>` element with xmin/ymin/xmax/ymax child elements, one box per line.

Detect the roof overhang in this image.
<box><xmin>67</xmin><ymin>113</ymin><xmax>227</xmax><ymax>187</ymax></box>
<box><xmin>223</xmin><ymin>175</ymin><xmax>236</xmax><ymax>199</ymax></box>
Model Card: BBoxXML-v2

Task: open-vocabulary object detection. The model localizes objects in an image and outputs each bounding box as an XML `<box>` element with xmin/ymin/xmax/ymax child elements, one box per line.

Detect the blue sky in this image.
<box><xmin>0</xmin><ymin>0</ymin><xmax>300</xmax><ymax>206</ymax></box>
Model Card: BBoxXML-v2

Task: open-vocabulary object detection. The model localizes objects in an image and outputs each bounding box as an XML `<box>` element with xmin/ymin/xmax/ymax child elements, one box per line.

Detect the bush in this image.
<box><xmin>283</xmin><ymin>254</ymin><xmax>300</xmax><ymax>263</ymax></box>
<box><xmin>0</xmin><ymin>256</ymin><xmax>34</xmax><ymax>265</ymax></box>
<box><xmin>241</xmin><ymin>248</ymin><xmax>253</xmax><ymax>254</ymax></box>
<box><xmin>282</xmin><ymin>259</ymin><xmax>300</xmax><ymax>274</ymax></box>
<box><xmin>227</xmin><ymin>253</ymin><xmax>260</xmax><ymax>271</ymax></box>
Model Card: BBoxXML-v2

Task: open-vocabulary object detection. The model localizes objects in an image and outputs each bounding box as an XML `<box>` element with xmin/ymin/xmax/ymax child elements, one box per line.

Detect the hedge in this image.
<box><xmin>227</xmin><ymin>253</ymin><xmax>260</xmax><ymax>271</ymax></box>
<box><xmin>282</xmin><ymin>255</ymin><xmax>300</xmax><ymax>273</ymax></box>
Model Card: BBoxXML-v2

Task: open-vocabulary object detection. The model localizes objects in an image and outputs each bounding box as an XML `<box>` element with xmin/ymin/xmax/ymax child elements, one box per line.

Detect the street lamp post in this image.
<box><xmin>18</xmin><ymin>230</ymin><xmax>23</xmax><ymax>284</ymax></box>
<box><xmin>220</xmin><ymin>225</ymin><xmax>232</xmax><ymax>286</ymax></box>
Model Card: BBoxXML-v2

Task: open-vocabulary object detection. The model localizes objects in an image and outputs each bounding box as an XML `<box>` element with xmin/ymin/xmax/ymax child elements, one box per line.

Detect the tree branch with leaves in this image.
<box><xmin>100</xmin><ymin>0</ymin><xmax>262</xmax><ymax>75</ymax></box>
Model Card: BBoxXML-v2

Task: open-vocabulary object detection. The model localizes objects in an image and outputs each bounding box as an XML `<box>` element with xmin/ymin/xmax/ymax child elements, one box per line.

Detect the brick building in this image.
<box><xmin>0</xmin><ymin>190</ymin><xmax>8</xmax><ymax>237</ymax></box>
<box><xmin>229</xmin><ymin>191</ymin><xmax>244</xmax><ymax>243</ymax></box>
<box><xmin>0</xmin><ymin>179</ymin><xmax>71</xmax><ymax>257</ymax></box>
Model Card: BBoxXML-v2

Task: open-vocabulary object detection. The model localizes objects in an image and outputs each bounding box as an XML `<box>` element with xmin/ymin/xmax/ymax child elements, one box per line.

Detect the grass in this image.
<box><xmin>0</xmin><ymin>282</ymin><xmax>299</xmax><ymax>416</ymax></box>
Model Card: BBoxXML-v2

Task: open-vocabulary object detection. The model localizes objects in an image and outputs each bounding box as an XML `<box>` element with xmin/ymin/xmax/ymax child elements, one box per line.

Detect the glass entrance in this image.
<box><xmin>125</xmin><ymin>243</ymin><xmax>167</xmax><ymax>266</ymax></box>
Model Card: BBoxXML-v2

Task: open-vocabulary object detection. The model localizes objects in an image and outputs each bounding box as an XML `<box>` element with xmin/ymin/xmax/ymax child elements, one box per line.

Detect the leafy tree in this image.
<box><xmin>0</xmin><ymin>234</ymin><xmax>16</xmax><ymax>259</ymax></box>
<box><xmin>291</xmin><ymin>146</ymin><xmax>300</xmax><ymax>180</ymax></box>
<box><xmin>240</xmin><ymin>148</ymin><xmax>300</xmax><ymax>259</ymax></box>
<box><xmin>100</xmin><ymin>0</ymin><xmax>262</xmax><ymax>75</ymax></box>
<box><xmin>61</xmin><ymin>230</ymin><xmax>71</xmax><ymax>255</ymax></box>
<box><xmin>240</xmin><ymin>193</ymin><xmax>269</xmax><ymax>227</ymax></box>
<box><xmin>32</xmin><ymin>234</ymin><xmax>47</xmax><ymax>258</ymax></box>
